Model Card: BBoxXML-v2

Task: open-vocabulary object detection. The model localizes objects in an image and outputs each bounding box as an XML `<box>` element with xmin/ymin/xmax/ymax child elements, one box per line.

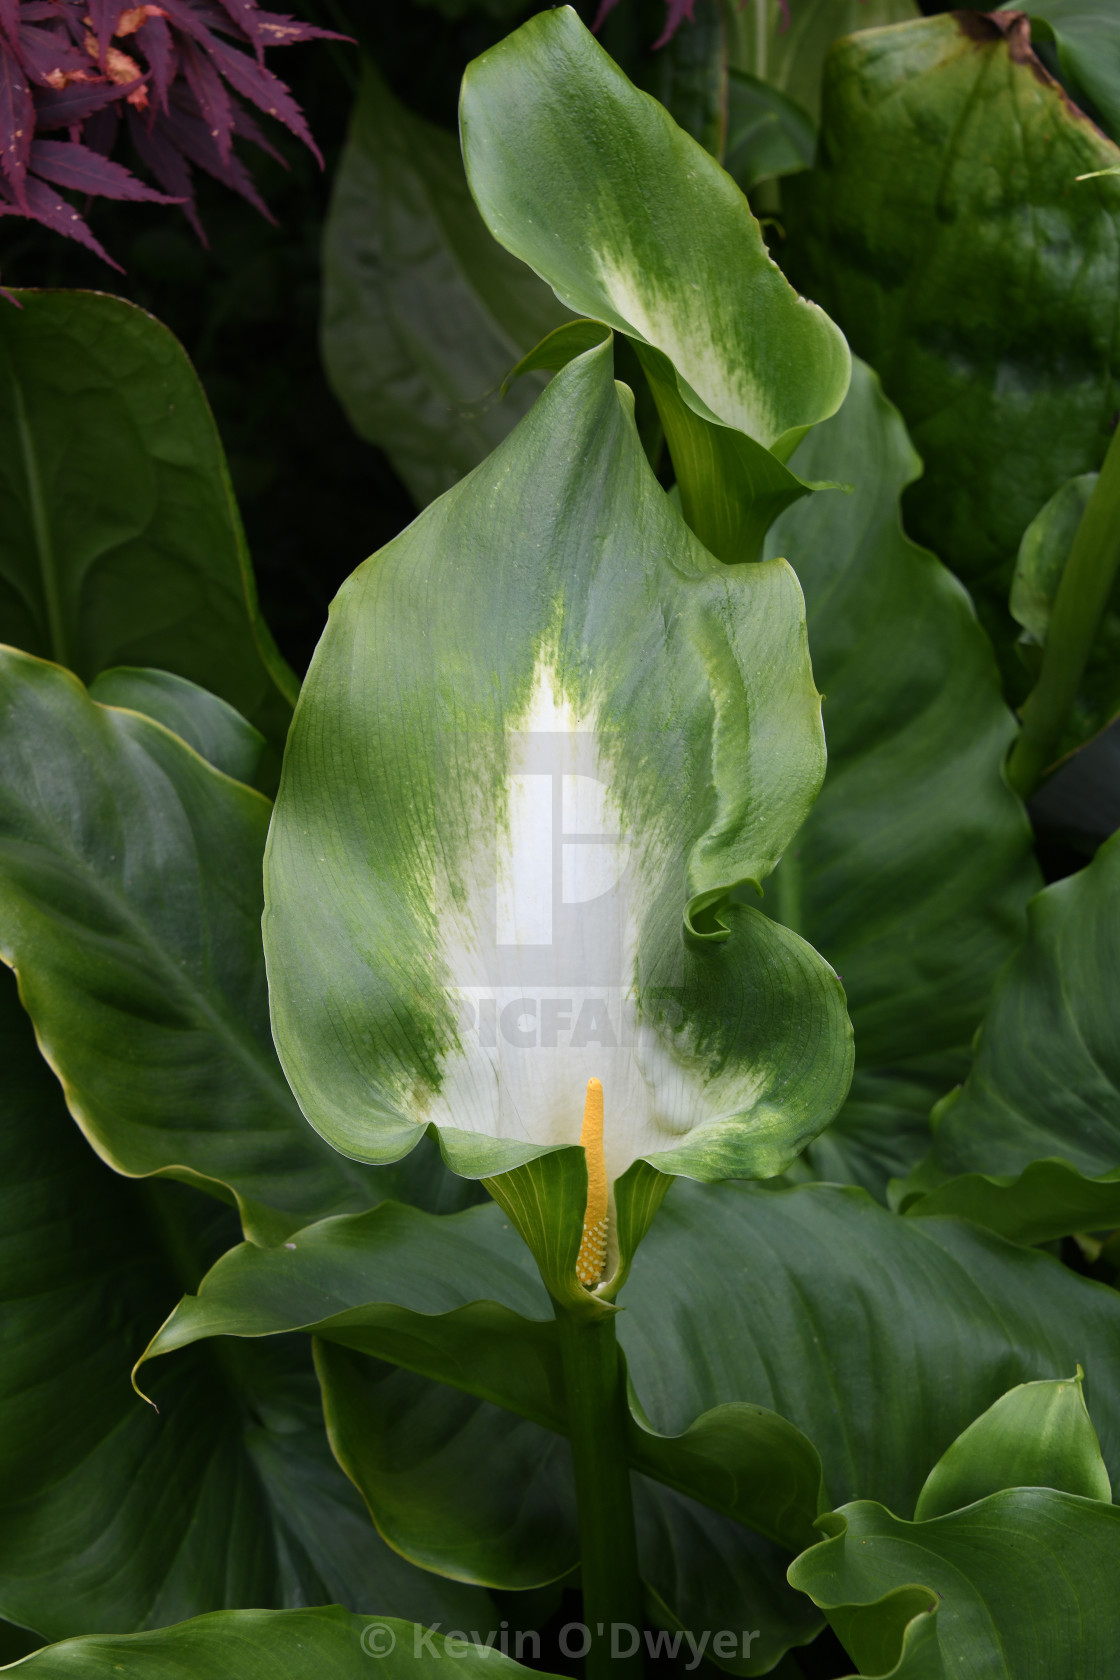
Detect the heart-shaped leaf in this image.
<box><xmin>264</xmin><ymin>334</ymin><xmax>852</xmax><ymax>1294</ymax></box>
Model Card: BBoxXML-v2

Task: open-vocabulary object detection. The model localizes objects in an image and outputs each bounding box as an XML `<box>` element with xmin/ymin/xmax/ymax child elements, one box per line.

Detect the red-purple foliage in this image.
<box><xmin>0</xmin><ymin>0</ymin><xmax>346</xmax><ymax>266</ymax></box>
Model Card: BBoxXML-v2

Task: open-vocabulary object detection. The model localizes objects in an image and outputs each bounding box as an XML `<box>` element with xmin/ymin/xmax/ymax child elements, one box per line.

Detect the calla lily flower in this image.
<box><xmin>264</xmin><ymin>340</ymin><xmax>852</xmax><ymax>1290</ymax></box>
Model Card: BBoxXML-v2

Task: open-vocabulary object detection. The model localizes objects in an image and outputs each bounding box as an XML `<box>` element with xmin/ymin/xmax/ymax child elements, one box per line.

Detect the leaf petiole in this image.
<box><xmin>1007</xmin><ymin>421</ymin><xmax>1120</xmax><ymax>797</ymax></box>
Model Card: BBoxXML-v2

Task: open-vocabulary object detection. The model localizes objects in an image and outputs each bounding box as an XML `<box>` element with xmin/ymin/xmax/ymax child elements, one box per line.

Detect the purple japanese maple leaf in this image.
<box><xmin>0</xmin><ymin>0</ymin><xmax>348</xmax><ymax>266</ymax></box>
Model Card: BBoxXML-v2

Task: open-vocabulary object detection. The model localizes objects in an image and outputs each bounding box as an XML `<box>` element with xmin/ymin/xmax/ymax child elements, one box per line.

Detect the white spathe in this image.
<box><xmin>427</xmin><ymin>658</ymin><xmax>768</xmax><ymax>1194</ymax></box>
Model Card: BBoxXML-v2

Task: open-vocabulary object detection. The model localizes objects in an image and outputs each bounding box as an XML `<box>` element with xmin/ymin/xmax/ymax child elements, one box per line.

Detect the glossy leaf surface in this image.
<box><xmin>1025</xmin><ymin>0</ymin><xmax>1120</xmax><ymax>142</ymax></box>
<box><xmin>0</xmin><ymin>647</ymin><xmax>383</xmax><ymax>1242</ymax></box>
<box><xmin>264</xmin><ymin>339</ymin><xmax>851</xmax><ymax>1225</ymax></box>
<box><xmin>786</xmin><ymin>11</ymin><xmax>1120</xmax><ymax>585</ymax></box>
<box><xmin>87</xmin><ymin>666</ymin><xmax>266</xmax><ymax>786</ymax></box>
<box><xmin>460</xmin><ymin>7</ymin><xmax>849</xmax><ymax>460</ymax></box>
<box><xmin>789</xmin><ymin>1491</ymin><xmax>1120</xmax><ymax>1679</ymax></box>
<box><xmin>321</xmin><ymin>59</ymin><xmax>569</xmax><ymax>509</ymax></box>
<box><xmin>914</xmin><ymin>1372</ymin><xmax>1111</xmax><ymax>1520</ymax></box>
<box><xmin>757</xmin><ymin>360</ymin><xmax>1036</xmax><ymax>1192</ymax></box>
<box><xmin>3</xmin><ymin>1609</ymin><xmax>541</xmax><ymax>1679</ymax></box>
<box><xmin>0</xmin><ymin>966</ymin><xmax>484</xmax><ymax>1641</ymax></box>
<box><xmin>142</xmin><ymin>1181</ymin><xmax>1120</xmax><ymax>1538</ymax></box>
<box><xmin>0</xmin><ymin>291</ymin><xmax>294</xmax><ymax>754</ymax></box>
<box><xmin>900</xmin><ymin>830</ymin><xmax>1120</xmax><ymax>1241</ymax></box>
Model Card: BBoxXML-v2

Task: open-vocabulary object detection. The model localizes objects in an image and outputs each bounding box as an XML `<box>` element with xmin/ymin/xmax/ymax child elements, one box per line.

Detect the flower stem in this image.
<box><xmin>553</xmin><ymin>1303</ymin><xmax>645</xmax><ymax>1680</ymax></box>
<box><xmin>1007</xmin><ymin>424</ymin><xmax>1120</xmax><ymax>798</ymax></box>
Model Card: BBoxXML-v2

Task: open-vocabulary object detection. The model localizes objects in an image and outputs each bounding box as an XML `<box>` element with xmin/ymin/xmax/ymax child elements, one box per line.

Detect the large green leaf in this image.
<box><xmin>141</xmin><ymin>1180</ymin><xmax>1120</xmax><ymax>1543</ymax></box>
<box><xmin>618</xmin><ymin>1182</ymin><xmax>1120</xmax><ymax>1516</ymax></box>
<box><xmin>898</xmin><ymin>830</ymin><xmax>1120</xmax><ymax>1242</ymax></box>
<box><xmin>137</xmin><ymin>1197</ymin><xmax>824</xmax><ymax>1554</ymax></box>
<box><xmin>460</xmin><ymin>7</ymin><xmax>850</xmax><ymax>560</ymax></box>
<box><xmin>785</xmin><ymin>11</ymin><xmax>1120</xmax><ymax>588</ymax></box>
<box><xmin>789</xmin><ymin>1491</ymin><xmax>1120</xmax><ymax>1679</ymax></box>
<box><xmin>758</xmin><ymin>360</ymin><xmax>1037</xmax><ymax>1190</ymax></box>
<box><xmin>0</xmin><ymin>647</ymin><xmax>385</xmax><ymax>1242</ymax></box>
<box><xmin>321</xmin><ymin>59</ymin><xmax>570</xmax><ymax>510</ymax></box>
<box><xmin>2</xmin><ymin>1608</ymin><xmax>549</xmax><ymax>1679</ymax></box>
<box><xmin>264</xmin><ymin>334</ymin><xmax>852</xmax><ymax>1282</ymax></box>
<box><xmin>139</xmin><ymin>1201</ymin><xmax>826</xmax><ymax>1669</ymax></box>
<box><xmin>0</xmin><ymin>965</ymin><xmax>485</xmax><ymax>1642</ymax></box>
<box><xmin>0</xmin><ymin>292</ymin><xmax>295</xmax><ymax>765</ymax></box>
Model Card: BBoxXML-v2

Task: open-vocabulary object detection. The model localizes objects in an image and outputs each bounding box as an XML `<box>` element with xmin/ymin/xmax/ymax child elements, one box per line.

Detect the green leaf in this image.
<box><xmin>321</xmin><ymin>58</ymin><xmax>571</xmax><ymax>509</ymax></box>
<box><xmin>264</xmin><ymin>335</ymin><xmax>852</xmax><ymax>1289</ymax></box>
<box><xmin>619</xmin><ymin>1183</ymin><xmax>1120</xmax><ymax>1517</ymax></box>
<box><xmin>723</xmin><ymin>71</ymin><xmax>816</xmax><ymax>193</ymax></box>
<box><xmin>0</xmin><ymin>647</ymin><xmax>386</xmax><ymax>1242</ymax></box>
<box><xmin>1023</xmin><ymin>0</ymin><xmax>1120</xmax><ymax>143</ymax></box>
<box><xmin>1009</xmin><ymin>472</ymin><xmax>1120</xmax><ymax>753</ymax></box>
<box><xmin>315</xmin><ymin>1343</ymin><xmax>577</xmax><ymax>1591</ymax></box>
<box><xmin>319</xmin><ymin>1347</ymin><xmax>822</xmax><ymax>1674</ymax></box>
<box><xmin>0</xmin><ymin>966</ymin><xmax>485</xmax><ymax>1641</ymax></box>
<box><xmin>785</xmin><ymin>1057</ymin><xmax>970</xmax><ymax>1205</ymax></box>
<box><xmin>137</xmin><ymin>1197</ymin><xmax>825</xmax><ymax>1664</ymax></box>
<box><xmin>460</xmin><ymin>7</ymin><xmax>850</xmax><ymax>558</ymax></box>
<box><xmin>789</xmin><ymin>1490</ymin><xmax>1120</xmax><ymax>1679</ymax></box>
<box><xmin>757</xmin><ymin>359</ymin><xmax>1037</xmax><ymax>1189</ymax></box>
<box><xmin>141</xmin><ymin>1179</ymin><xmax>1120</xmax><ymax>1550</ymax></box>
<box><xmin>87</xmin><ymin>667</ymin><xmax>266</xmax><ymax>786</ymax></box>
<box><xmin>0</xmin><ymin>291</ymin><xmax>295</xmax><ymax>767</ymax></box>
<box><xmin>898</xmin><ymin>830</ymin><xmax>1120</xmax><ymax>1242</ymax></box>
<box><xmin>785</xmin><ymin>11</ymin><xmax>1120</xmax><ymax>588</ymax></box>
<box><xmin>725</xmin><ymin>0</ymin><xmax>920</xmax><ymax>125</ymax></box>
<box><xmin>137</xmin><ymin>1177</ymin><xmax>1120</xmax><ymax>1672</ymax></box>
<box><xmin>3</xmin><ymin>1608</ymin><xmax>547</xmax><ymax>1678</ymax></box>
<box><xmin>628</xmin><ymin>0</ymin><xmax>728</xmax><ymax>161</ymax></box>
<box><xmin>914</xmin><ymin>1371</ymin><xmax>1111</xmax><ymax>1520</ymax></box>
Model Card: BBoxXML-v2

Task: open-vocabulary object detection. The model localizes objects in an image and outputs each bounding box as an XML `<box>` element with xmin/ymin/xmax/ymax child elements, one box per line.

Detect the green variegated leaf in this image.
<box><xmin>789</xmin><ymin>1491</ymin><xmax>1120</xmax><ymax>1679</ymax></box>
<box><xmin>263</xmin><ymin>336</ymin><xmax>852</xmax><ymax>1298</ymax></box>
<box><xmin>0</xmin><ymin>648</ymin><xmax>386</xmax><ymax>1242</ymax></box>
<box><xmin>459</xmin><ymin>7</ymin><xmax>850</xmax><ymax>560</ymax></box>
<box><xmin>899</xmin><ymin>830</ymin><xmax>1120</xmax><ymax>1241</ymax></box>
